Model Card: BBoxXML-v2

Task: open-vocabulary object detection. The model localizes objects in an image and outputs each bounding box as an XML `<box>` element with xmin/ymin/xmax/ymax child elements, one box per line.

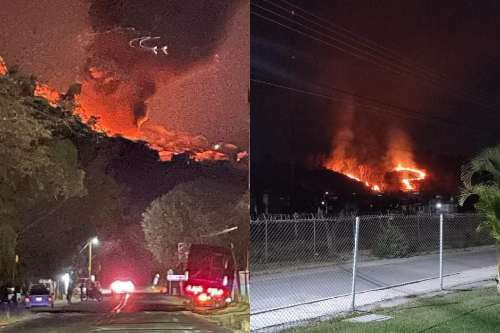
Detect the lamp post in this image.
<box><xmin>84</xmin><ymin>237</ymin><xmax>99</xmax><ymax>279</ymax></box>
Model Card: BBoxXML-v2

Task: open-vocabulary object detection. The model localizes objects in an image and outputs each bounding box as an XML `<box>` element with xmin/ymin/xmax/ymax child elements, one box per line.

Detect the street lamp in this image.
<box><xmin>82</xmin><ymin>237</ymin><xmax>99</xmax><ymax>279</ymax></box>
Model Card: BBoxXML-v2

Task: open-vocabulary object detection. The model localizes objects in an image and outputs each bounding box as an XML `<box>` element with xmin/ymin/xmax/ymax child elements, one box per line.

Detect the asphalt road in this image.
<box><xmin>250</xmin><ymin>246</ymin><xmax>497</xmax><ymax>313</ymax></box>
<box><xmin>1</xmin><ymin>294</ymin><xmax>232</xmax><ymax>333</ymax></box>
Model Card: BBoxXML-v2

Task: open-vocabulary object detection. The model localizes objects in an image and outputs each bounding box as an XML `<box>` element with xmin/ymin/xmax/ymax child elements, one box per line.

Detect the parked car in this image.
<box><xmin>25</xmin><ymin>284</ymin><xmax>54</xmax><ymax>308</ymax></box>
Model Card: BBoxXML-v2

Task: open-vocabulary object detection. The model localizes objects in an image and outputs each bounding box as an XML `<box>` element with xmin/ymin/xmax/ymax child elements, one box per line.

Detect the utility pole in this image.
<box><xmin>88</xmin><ymin>241</ymin><xmax>92</xmax><ymax>279</ymax></box>
<box><xmin>82</xmin><ymin>237</ymin><xmax>99</xmax><ymax>279</ymax></box>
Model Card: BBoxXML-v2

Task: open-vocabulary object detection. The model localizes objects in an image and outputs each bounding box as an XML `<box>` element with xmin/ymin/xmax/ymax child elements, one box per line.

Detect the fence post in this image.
<box><xmin>351</xmin><ymin>216</ymin><xmax>360</xmax><ymax>312</ymax></box>
<box><xmin>265</xmin><ymin>218</ymin><xmax>269</xmax><ymax>262</ymax></box>
<box><xmin>313</xmin><ymin>219</ymin><xmax>317</xmax><ymax>255</ymax></box>
<box><xmin>439</xmin><ymin>213</ymin><xmax>444</xmax><ymax>290</ymax></box>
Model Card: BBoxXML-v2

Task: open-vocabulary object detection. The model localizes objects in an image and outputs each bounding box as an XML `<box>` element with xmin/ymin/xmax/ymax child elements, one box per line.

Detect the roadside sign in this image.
<box><xmin>167</xmin><ymin>274</ymin><xmax>188</xmax><ymax>281</ymax></box>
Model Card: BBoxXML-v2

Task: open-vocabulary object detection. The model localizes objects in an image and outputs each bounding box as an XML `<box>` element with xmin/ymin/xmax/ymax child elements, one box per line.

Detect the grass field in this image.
<box><xmin>284</xmin><ymin>287</ymin><xmax>500</xmax><ymax>333</ymax></box>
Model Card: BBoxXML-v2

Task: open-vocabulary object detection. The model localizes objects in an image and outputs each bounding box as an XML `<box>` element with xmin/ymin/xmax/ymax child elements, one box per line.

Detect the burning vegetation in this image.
<box><xmin>324</xmin><ymin>106</ymin><xmax>427</xmax><ymax>192</ymax></box>
<box><xmin>1</xmin><ymin>0</ymin><xmax>248</xmax><ymax>165</ymax></box>
<box><xmin>0</xmin><ymin>56</ymin><xmax>6</xmax><ymax>76</ymax></box>
<box><xmin>26</xmin><ymin>62</ymin><xmax>246</xmax><ymax>164</ymax></box>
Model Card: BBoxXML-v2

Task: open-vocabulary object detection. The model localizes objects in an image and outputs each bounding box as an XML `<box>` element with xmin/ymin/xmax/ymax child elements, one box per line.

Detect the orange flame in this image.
<box><xmin>34</xmin><ymin>83</ymin><xmax>60</xmax><ymax>106</ymax></box>
<box><xmin>394</xmin><ymin>164</ymin><xmax>426</xmax><ymax>191</ymax></box>
<box><xmin>0</xmin><ymin>56</ymin><xmax>7</xmax><ymax>76</ymax></box>
<box><xmin>29</xmin><ymin>76</ymin><xmax>240</xmax><ymax>164</ymax></box>
<box><xmin>324</xmin><ymin>116</ymin><xmax>426</xmax><ymax>192</ymax></box>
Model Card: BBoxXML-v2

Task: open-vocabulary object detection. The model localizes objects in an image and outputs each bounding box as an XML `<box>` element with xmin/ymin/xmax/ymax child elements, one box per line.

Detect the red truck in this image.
<box><xmin>183</xmin><ymin>244</ymin><xmax>235</xmax><ymax>309</ymax></box>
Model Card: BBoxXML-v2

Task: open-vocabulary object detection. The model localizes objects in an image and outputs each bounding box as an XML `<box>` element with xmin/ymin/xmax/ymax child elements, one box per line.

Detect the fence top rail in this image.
<box><xmin>250</xmin><ymin>213</ymin><xmax>481</xmax><ymax>224</ymax></box>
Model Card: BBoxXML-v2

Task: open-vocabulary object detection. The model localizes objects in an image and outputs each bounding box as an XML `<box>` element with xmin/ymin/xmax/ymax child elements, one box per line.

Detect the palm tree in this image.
<box><xmin>459</xmin><ymin>144</ymin><xmax>500</xmax><ymax>293</ymax></box>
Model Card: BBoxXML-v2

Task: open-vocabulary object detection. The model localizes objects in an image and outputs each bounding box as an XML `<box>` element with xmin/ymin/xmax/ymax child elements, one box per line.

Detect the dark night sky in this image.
<box><xmin>251</xmin><ymin>0</ymin><xmax>500</xmax><ymax>200</ymax></box>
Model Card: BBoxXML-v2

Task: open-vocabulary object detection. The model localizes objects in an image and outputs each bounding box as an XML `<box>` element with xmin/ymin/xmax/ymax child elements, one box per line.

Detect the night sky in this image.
<box><xmin>251</xmin><ymin>0</ymin><xmax>500</xmax><ymax>206</ymax></box>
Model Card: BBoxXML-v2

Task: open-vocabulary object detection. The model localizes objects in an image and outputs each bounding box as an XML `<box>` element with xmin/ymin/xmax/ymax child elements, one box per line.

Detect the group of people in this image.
<box><xmin>66</xmin><ymin>280</ymin><xmax>102</xmax><ymax>304</ymax></box>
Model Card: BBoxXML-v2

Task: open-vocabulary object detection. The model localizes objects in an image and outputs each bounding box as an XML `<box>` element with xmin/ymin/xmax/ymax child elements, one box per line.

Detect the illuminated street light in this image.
<box><xmin>84</xmin><ymin>236</ymin><xmax>99</xmax><ymax>279</ymax></box>
<box><xmin>436</xmin><ymin>202</ymin><xmax>442</xmax><ymax>209</ymax></box>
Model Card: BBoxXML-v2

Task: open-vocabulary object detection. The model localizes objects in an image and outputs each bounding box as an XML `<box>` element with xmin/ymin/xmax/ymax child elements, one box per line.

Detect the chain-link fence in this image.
<box><xmin>250</xmin><ymin>213</ymin><xmax>496</xmax><ymax>332</ymax></box>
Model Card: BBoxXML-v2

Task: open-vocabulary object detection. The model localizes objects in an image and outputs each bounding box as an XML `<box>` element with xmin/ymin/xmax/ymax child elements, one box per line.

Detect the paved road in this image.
<box><xmin>250</xmin><ymin>246</ymin><xmax>496</xmax><ymax>313</ymax></box>
<box><xmin>1</xmin><ymin>295</ymin><xmax>231</xmax><ymax>332</ymax></box>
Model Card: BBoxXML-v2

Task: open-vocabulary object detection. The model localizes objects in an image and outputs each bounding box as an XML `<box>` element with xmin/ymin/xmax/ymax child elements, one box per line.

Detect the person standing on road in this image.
<box><xmin>67</xmin><ymin>280</ymin><xmax>73</xmax><ymax>304</ymax></box>
<box><xmin>79</xmin><ymin>282</ymin><xmax>84</xmax><ymax>301</ymax></box>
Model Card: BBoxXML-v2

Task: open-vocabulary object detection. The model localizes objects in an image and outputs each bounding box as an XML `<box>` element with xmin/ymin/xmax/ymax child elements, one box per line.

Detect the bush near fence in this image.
<box><xmin>250</xmin><ymin>213</ymin><xmax>494</xmax><ymax>270</ymax></box>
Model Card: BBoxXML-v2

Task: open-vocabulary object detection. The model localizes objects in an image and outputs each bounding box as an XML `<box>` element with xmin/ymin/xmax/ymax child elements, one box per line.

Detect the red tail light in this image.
<box><xmin>25</xmin><ymin>297</ymin><xmax>30</xmax><ymax>302</ymax></box>
<box><xmin>207</xmin><ymin>287</ymin><xmax>224</xmax><ymax>297</ymax></box>
<box><xmin>185</xmin><ymin>285</ymin><xmax>203</xmax><ymax>295</ymax></box>
<box><xmin>48</xmin><ymin>296</ymin><xmax>52</xmax><ymax>302</ymax></box>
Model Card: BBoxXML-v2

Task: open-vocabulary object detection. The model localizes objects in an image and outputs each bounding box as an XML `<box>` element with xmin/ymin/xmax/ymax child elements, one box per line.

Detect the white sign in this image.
<box><xmin>167</xmin><ymin>274</ymin><xmax>188</xmax><ymax>281</ymax></box>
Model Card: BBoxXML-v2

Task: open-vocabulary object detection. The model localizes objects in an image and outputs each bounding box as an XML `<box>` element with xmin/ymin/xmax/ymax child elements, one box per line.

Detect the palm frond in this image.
<box><xmin>459</xmin><ymin>144</ymin><xmax>500</xmax><ymax>207</ymax></box>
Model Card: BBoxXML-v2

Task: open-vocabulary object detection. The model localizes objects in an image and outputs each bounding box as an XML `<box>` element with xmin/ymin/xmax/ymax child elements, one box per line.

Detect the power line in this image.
<box><xmin>251</xmin><ymin>1</ymin><xmax>500</xmax><ymax>115</ymax></box>
<box><xmin>271</xmin><ymin>0</ymin><xmax>497</xmax><ymax>105</ymax></box>
<box><xmin>254</xmin><ymin>0</ymin><xmax>498</xmax><ymax>110</ymax></box>
<box><xmin>251</xmin><ymin>78</ymin><xmax>498</xmax><ymax>138</ymax></box>
<box><xmin>251</xmin><ymin>11</ymin><xmax>410</xmax><ymax>82</ymax></box>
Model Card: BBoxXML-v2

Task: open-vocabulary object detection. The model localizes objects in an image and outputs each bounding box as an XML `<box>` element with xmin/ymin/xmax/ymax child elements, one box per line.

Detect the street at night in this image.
<box><xmin>1</xmin><ymin>295</ymin><xmax>232</xmax><ymax>332</ymax></box>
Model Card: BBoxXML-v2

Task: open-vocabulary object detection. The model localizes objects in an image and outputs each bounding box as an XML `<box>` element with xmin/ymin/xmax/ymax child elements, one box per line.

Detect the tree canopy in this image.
<box><xmin>459</xmin><ymin>144</ymin><xmax>500</xmax><ymax>293</ymax></box>
<box><xmin>0</xmin><ymin>69</ymin><xmax>88</xmax><ymax>283</ymax></box>
<box><xmin>141</xmin><ymin>177</ymin><xmax>247</xmax><ymax>270</ymax></box>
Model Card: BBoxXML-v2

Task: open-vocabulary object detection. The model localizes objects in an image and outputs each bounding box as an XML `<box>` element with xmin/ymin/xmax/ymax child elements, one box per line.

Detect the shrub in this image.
<box><xmin>372</xmin><ymin>223</ymin><xmax>410</xmax><ymax>258</ymax></box>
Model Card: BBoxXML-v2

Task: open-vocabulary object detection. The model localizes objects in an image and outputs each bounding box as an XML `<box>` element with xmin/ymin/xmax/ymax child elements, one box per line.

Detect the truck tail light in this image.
<box><xmin>207</xmin><ymin>288</ymin><xmax>224</xmax><ymax>297</ymax></box>
<box><xmin>186</xmin><ymin>285</ymin><xmax>203</xmax><ymax>295</ymax></box>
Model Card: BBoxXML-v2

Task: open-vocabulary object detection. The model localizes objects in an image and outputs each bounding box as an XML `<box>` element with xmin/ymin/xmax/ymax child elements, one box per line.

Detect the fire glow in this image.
<box><xmin>29</xmin><ymin>76</ymin><xmax>245</xmax><ymax>163</ymax></box>
<box><xmin>327</xmin><ymin>163</ymin><xmax>426</xmax><ymax>193</ymax></box>
<box><xmin>394</xmin><ymin>164</ymin><xmax>426</xmax><ymax>191</ymax></box>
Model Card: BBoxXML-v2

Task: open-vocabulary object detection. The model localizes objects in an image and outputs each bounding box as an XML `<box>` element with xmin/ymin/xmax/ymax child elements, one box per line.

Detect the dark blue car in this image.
<box><xmin>25</xmin><ymin>284</ymin><xmax>54</xmax><ymax>309</ymax></box>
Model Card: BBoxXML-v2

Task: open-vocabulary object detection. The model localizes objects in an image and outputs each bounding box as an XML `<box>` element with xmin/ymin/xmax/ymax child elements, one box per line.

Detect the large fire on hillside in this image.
<box><xmin>0</xmin><ymin>57</ymin><xmax>245</xmax><ymax>163</ymax></box>
<box><xmin>324</xmin><ymin>124</ymin><xmax>426</xmax><ymax>192</ymax></box>
<box><xmin>0</xmin><ymin>0</ymin><xmax>248</xmax><ymax>165</ymax></box>
<box><xmin>36</xmin><ymin>78</ymin><xmax>243</xmax><ymax>163</ymax></box>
